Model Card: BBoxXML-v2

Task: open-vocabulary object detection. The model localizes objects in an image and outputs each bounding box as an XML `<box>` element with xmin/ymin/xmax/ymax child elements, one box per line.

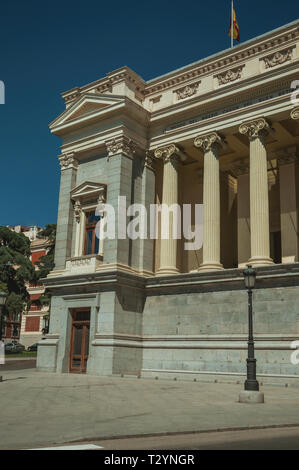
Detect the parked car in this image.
<box><xmin>5</xmin><ymin>342</ymin><xmax>25</xmax><ymax>353</ymax></box>
<box><xmin>27</xmin><ymin>343</ymin><xmax>39</xmax><ymax>352</ymax></box>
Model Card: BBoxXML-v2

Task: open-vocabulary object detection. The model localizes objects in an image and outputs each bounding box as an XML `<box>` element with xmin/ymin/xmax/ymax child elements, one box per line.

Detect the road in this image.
<box><xmin>62</xmin><ymin>426</ymin><xmax>299</xmax><ymax>450</ymax></box>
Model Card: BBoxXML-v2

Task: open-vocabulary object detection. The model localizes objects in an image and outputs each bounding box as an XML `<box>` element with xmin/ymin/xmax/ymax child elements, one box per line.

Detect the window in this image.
<box><xmin>84</xmin><ymin>211</ymin><xmax>101</xmax><ymax>255</ymax></box>
<box><xmin>25</xmin><ymin>316</ymin><xmax>40</xmax><ymax>332</ymax></box>
<box><xmin>12</xmin><ymin>325</ymin><xmax>19</xmax><ymax>337</ymax></box>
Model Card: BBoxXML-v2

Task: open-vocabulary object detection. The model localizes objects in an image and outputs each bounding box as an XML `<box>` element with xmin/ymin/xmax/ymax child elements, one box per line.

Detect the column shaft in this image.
<box><xmin>194</xmin><ymin>132</ymin><xmax>223</xmax><ymax>272</ymax></box>
<box><xmin>159</xmin><ymin>157</ymin><xmax>179</xmax><ymax>274</ymax></box>
<box><xmin>154</xmin><ymin>145</ymin><xmax>180</xmax><ymax>275</ymax></box>
<box><xmin>249</xmin><ymin>136</ymin><xmax>273</xmax><ymax>265</ymax></box>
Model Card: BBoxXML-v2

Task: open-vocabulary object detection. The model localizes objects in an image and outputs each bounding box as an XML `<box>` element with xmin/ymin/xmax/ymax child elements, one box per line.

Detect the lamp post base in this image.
<box><xmin>239</xmin><ymin>390</ymin><xmax>264</xmax><ymax>404</ymax></box>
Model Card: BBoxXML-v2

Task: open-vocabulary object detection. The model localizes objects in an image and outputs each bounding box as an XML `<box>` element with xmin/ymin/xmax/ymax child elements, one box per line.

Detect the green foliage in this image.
<box><xmin>0</xmin><ymin>226</ymin><xmax>35</xmax><ymax>318</ymax></box>
<box><xmin>35</xmin><ymin>224</ymin><xmax>56</xmax><ymax>307</ymax></box>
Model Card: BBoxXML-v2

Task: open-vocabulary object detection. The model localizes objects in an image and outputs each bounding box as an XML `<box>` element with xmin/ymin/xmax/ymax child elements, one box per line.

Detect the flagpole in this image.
<box><xmin>231</xmin><ymin>0</ymin><xmax>234</xmax><ymax>48</ymax></box>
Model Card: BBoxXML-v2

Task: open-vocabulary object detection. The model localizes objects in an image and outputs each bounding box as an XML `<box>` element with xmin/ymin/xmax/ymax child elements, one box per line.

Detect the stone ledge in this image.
<box><xmin>41</xmin><ymin>263</ymin><xmax>299</xmax><ymax>293</ymax></box>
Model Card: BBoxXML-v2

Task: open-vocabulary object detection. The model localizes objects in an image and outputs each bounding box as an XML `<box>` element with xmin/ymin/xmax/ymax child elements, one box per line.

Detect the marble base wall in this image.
<box><xmin>37</xmin><ymin>265</ymin><xmax>299</xmax><ymax>379</ymax></box>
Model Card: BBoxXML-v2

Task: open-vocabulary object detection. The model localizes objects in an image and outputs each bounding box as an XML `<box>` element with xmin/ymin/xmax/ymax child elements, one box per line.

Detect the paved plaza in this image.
<box><xmin>1</xmin><ymin>366</ymin><xmax>299</xmax><ymax>449</ymax></box>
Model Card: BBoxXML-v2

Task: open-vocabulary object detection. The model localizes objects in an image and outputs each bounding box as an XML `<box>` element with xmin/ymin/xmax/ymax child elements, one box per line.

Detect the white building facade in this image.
<box><xmin>37</xmin><ymin>21</ymin><xmax>299</xmax><ymax>381</ymax></box>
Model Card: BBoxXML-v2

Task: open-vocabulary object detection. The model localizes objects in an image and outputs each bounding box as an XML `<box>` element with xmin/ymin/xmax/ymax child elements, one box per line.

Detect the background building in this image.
<box><xmin>4</xmin><ymin>225</ymin><xmax>50</xmax><ymax>348</ymax></box>
<box><xmin>37</xmin><ymin>21</ymin><xmax>299</xmax><ymax>380</ymax></box>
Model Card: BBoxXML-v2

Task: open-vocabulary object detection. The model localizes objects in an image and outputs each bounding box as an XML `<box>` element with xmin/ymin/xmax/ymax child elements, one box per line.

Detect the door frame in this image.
<box><xmin>69</xmin><ymin>308</ymin><xmax>91</xmax><ymax>374</ymax></box>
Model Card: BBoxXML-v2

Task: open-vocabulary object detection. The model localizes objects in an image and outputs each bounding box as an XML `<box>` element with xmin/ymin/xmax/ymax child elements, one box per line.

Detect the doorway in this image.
<box><xmin>69</xmin><ymin>308</ymin><xmax>90</xmax><ymax>373</ymax></box>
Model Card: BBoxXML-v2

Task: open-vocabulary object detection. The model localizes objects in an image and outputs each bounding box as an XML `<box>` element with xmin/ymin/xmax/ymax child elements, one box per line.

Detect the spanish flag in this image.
<box><xmin>229</xmin><ymin>1</ymin><xmax>240</xmax><ymax>43</ymax></box>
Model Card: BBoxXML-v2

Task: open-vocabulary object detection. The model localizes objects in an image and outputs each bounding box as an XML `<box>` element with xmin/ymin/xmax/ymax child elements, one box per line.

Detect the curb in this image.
<box><xmin>44</xmin><ymin>423</ymin><xmax>299</xmax><ymax>447</ymax></box>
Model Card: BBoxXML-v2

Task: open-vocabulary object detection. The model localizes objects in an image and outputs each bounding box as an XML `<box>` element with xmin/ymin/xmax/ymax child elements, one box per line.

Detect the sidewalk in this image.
<box><xmin>0</xmin><ymin>368</ymin><xmax>299</xmax><ymax>450</ymax></box>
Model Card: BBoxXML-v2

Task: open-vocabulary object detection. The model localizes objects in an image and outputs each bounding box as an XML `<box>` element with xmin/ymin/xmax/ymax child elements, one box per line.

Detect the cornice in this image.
<box><xmin>59</xmin><ymin>23</ymin><xmax>298</xmax><ymax>108</ymax></box>
<box><xmin>149</xmin><ymin>64</ymin><xmax>298</xmax><ymax>131</ymax></box>
<box><xmin>144</xmin><ymin>24</ymin><xmax>299</xmax><ymax>96</ymax></box>
<box><xmin>51</xmin><ymin>95</ymin><xmax>149</xmax><ymax>137</ymax></box>
<box><xmin>62</xmin><ymin>67</ymin><xmax>146</xmax><ymax>106</ymax></box>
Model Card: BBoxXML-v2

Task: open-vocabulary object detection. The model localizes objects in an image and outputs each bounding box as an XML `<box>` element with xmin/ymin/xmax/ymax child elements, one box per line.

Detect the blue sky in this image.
<box><xmin>0</xmin><ymin>0</ymin><xmax>298</xmax><ymax>227</ymax></box>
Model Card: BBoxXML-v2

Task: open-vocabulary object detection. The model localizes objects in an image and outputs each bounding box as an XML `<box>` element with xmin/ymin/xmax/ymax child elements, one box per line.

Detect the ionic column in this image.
<box><xmin>239</xmin><ymin>118</ymin><xmax>273</xmax><ymax>266</ymax></box>
<box><xmin>194</xmin><ymin>132</ymin><xmax>224</xmax><ymax>272</ymax></box>
<box><xmin>154</xmin><ymin>144</ymin><xmax>181</xmax><ymax>275</ymax></box>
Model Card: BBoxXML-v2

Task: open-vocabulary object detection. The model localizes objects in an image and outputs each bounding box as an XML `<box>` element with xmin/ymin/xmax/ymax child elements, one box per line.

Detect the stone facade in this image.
<box><xmin>37</xmin><ymin>20</ymin><xmax>299</xmax><ymax>381</ymax></box>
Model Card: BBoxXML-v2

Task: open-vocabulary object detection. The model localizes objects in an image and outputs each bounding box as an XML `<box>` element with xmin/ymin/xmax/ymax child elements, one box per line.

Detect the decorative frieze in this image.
<box><xmin>58</xmin><ymin>152</ymin><xmax>78</xmax><ymax>170</ymax></box>
<box><xmin>261</xmin><ymin>47</ymin><xmax>294</xmax><ymax>69</ymax></box>
<box><xmin>291</xmin><ymin>107</ymin><xmax>299</xmax><ymax>120</ymax></box>
<box><xmin>105</xmin><ymin>136</ymin><xmax>136</xmax><ymax>159</ymax></box>
<box><xmin>174</xmin><ymin>82</ymin><xmax>200</xmax><ymax>100</ymax></box>
<box><xmin>215</xmin><ymin>66</ymin><xmax>244</xmax><ymax>86</ymax></box>
<box><xmin>144</xmin><ymin>27</ymin><xmax>298</xmax><ymax>96</ymax></box>
<box><xmin>194</xmin><ymin>132</ymin><xmax>223</xmax><ymax>152</ymax></box>
<box><xmin>239</xmin><ymin>118</ymin><xmax>271</xmax><ymax>140</ymax></box>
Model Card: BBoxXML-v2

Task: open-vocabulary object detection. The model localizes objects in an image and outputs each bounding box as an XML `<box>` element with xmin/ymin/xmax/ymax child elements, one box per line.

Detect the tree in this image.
<box><xmin>0</xmin><ymin>226</ymin><xmax>36</xmax><ymax>319</ymax></box>
<box><xmin>34</xmin><ymin>224</ymin><xmax>56</xmax><ymax>307</ymax></box>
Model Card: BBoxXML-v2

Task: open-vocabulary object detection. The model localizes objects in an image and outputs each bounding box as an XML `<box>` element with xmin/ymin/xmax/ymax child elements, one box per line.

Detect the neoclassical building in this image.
<box><xmin>38</xmin><ymin>20</ymin><xmax>299</xmax><ymax>380</ymax></box>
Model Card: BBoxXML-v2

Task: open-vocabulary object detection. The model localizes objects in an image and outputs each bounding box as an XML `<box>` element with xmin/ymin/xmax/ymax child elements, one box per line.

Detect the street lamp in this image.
<box><xmin>42</xmin><ymin>314</ymin><xmax>49</xmax><ymax>335</ymax></box>
<box><xmin>239</xmin><ymin>266</ymin><xmax>264</xmax><ymax>404</ymax></box>
<box><xmin>0</xmin><ymin>291</ymin><xmax>7</xmax><ymax>342</ymax></box>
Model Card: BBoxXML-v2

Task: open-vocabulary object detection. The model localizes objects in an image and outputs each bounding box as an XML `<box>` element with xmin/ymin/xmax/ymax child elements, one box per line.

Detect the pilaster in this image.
<box><xmin>54</xmin><ymin>152</ymin><xmax>78</xmax><ymax>270</ymax></box>
<box><xmin>104</xmin><ymin>136</ymin><xmax>136</xmax><ymax>267</ymax></box>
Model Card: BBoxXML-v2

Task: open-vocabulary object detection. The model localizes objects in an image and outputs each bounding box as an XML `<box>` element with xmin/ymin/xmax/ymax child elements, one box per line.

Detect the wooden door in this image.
<box><xmin>69</xmin><ymin>309</ymin><xmax>90</xmax><ymax>373</ymax></box>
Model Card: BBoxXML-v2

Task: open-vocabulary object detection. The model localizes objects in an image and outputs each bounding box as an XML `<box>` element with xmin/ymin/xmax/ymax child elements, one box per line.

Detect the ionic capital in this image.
<box><xmin>291</xmin><ymin>107</ymin><xmax>299</xmax><ymax>121</ymax></box>
<box><xmin>105</xmin><ymin>136</ymin><xmax>136</xmax><ymax>159</ymax></box>
<box><xmin>154</xmin><ymin>144</ymin><xmax>183</xmax><ymax>164</ymax></box>
<box><xmin>239</xmin><ymin>118</ymin><xmax>271</xmax><ymax>141</ymax></box>
<box><xmin>194</xmin><ymin>132</ymin><xmax>223</xmax><ymax>152</ymax></box>
<box><xmin>58</xmin><ymin>152</ymin><xmax>78</xmax><ymax>170</ymax></box>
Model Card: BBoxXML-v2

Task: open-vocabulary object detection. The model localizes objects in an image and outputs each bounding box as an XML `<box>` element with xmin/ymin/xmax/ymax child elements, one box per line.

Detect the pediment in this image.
<box><xmin>50</xmin><ymin>93</ymin><xmax>125</xmax><ymax>129</ymax></box>
<box><xmin>71</xmin><ymin>181</ymin><xmax>106</xmax><ymax>201</ymax></box>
